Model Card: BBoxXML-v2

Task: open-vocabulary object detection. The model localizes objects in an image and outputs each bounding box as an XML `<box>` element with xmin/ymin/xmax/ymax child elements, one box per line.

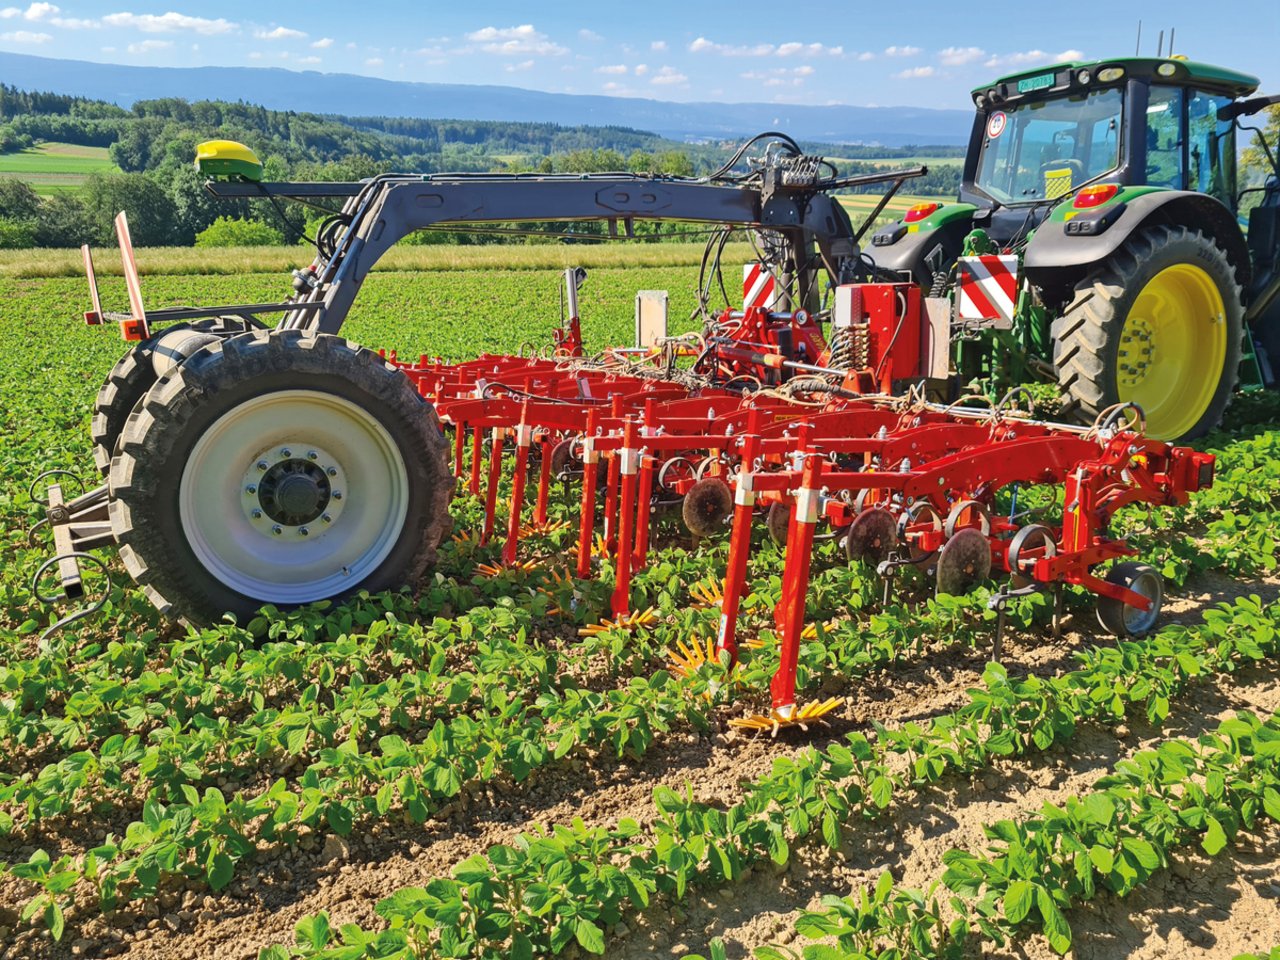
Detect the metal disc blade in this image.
<box><xmin>682</xmin><ymin>477</ymin><xmax>732</xmax><ymax>537</ymax></box>
<box><xmin>766</xmin><ymin>502</ymin><xmax>790</xmax><ymax>545</ymax></box>
<box><xmin>936</xmin><ymin>527</ymin><xmax>993</xmax><ymax>595</ymax></box>
<box><xmin>845</xmin><ymin>507</ymin><xmax>898</xmax><ymax>564</ymax></box>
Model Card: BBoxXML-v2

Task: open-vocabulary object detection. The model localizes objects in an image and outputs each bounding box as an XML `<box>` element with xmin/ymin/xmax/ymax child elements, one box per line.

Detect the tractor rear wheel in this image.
<box><xmin>108</xmin><ymin>329</ymin><xmax>453</xmax><ymax>623</ymax></box>
<box><xmin>1051</xmin><ymin>225</ymin><xmax>1242</xmax><ymax>440</ymax></box>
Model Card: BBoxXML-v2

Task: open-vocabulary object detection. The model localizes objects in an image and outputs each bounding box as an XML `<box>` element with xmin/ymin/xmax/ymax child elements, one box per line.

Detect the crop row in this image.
<box><xmin>240</xmin><ymin>592</ymin><xmax>1278</xmax><ymax>959</ymax></box>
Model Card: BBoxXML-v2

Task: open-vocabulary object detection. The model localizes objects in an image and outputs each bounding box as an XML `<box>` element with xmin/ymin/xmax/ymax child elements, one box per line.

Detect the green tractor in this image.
<box><xmin>869</xmin><ymin>56</ymin><xmax>1280</xmax><ymax>439</ymax></box>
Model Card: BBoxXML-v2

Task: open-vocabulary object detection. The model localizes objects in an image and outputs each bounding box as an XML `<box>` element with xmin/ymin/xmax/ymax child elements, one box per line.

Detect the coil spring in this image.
<box><xmin>829</xmin><ymin>323</ymin><xmax>870</xmax><ymax>370</ymax></box>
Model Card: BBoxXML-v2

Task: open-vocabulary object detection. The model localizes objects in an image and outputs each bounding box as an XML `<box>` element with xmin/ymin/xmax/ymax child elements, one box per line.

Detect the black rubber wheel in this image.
<box><xmin>90</xmin><ymin>318</ymin><xmax>261</xmax><ymax>475</ymax></box>
<box><xmin>108</xmin><ymin>329</ymin><xmax>453</xmax><ymax>624</ymax></box>
<box><xmin>682</xmin><ymin>477</ymin><xmax>732</xmax><ymax>537</ymax></box>
<box><xmin>1051</xmin><ymin>224</ymin><xmax>1243</xmax><ymax>441</ymax></box>
<box><xmin>1095</xmin><ymin>561</ymin><xmax>1163</xmax><ymax>638</ymax></box>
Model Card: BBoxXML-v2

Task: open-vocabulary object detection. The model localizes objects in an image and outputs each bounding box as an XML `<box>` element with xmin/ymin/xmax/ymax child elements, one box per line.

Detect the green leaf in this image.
<box><xmin>1003</xmin><ymin>879</ymin><xmax>1034</xmax><ymax>925</ymax></box>
<box><xmin>1122</xmin><ymin>837</ymin><xmax>1160</xmax><ymax>871</ymax></box>
<box><xmin>869</xmin><ymin>775</ymin><xmax>893</xmax><ymax>809</ymax></box>
<box><xmin>1088</xmin><ymin>844</ymin><xmax>1115</xmax><ymax>874</ymax></box>
<box><xmin>44</xmin><ymin>901</ymin><xmax>64</xmax><ymax>942</ymax></box>
<box><xmin>295</xmin><ymin>913</ymin><xmax>331</xmax><ymax>950</ymax></box>
<box><xmin>207</xmin><ymin>851</ymin><xmax>234</xmax><ymax>890</ymax></box>
<box><xmin>574</xmin><ymin>917</ymin><xmax>606</xmax><ymax>954</ymax></box>
<box><xmin>326</xmin><ymin>803</ymin><xmax>354</xmax><ymax>836</ymax></box>
<box><xmin>821</xmin><ymin>810</ymin><xmax>840</xmax><ymax>849</ymax></box>
<box><xmin>1203</xmin><ymin>815</ymin><xmax>1228</xmax><ymax>856</ymax></box>
<box><xmin>1036</xmin><ymin>885</ymin><xmax>1072</xmax><ymax>955</ymax></box>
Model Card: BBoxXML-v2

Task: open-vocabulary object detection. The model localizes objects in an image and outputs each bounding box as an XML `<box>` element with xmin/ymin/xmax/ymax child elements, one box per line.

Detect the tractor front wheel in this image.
<box><xmin>108</xmin><ymin>329</ymin><xmax>453</xmax><ymax>623</ymax></box>
<box><xmin>1051</xmin><ymin>225</ymin><xmax>1242</xmax><ymax>440</ymax></box>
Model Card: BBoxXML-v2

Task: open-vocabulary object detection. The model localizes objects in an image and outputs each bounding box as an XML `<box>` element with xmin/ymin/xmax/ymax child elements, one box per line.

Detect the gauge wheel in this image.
<box><xmin>108</xmin><ymin>329</ymin><xmax>453</xmax><ymax>623</ymax></box>
<box><xmin>1051</xmin><ymin>224</ymin><xmax>1242</xmax><ymax>440</ymax></box>
<box><xmin>1095</xmin><ymin>561</ymin><xmax>1163</xmax><ymax>638</ymax></box>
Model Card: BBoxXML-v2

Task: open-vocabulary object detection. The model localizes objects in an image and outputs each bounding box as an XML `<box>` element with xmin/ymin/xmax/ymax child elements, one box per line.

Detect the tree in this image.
<box><xmin>35</xmin><ymin>193</ymin><xmax>94</xmax><ymax>247</ymax></box>
<box><xmin>0</xmin><ymin>179</ymin><xmax>41</xmax><ymax>223</ymax></box>
<box><xmin>0</xmin><ymin>217</ymin><xmax>36</xmax><ymax>249</ymax></box>
<box><xmin>195</xmin><ymin>216</ymin><xmax>284</xmax><ymax>247</ymax></box>
<box><xmin>82</xmin><ymin>172</ymin><xmax>179</xmax><ymax>245</ymax></box>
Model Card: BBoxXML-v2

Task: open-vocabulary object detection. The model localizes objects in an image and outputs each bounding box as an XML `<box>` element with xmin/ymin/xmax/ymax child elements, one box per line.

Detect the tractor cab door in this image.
<box><xmin>1144</xmin><ymin>84</ymin><xmax>1237</xmax><ymax>209</ymax></box>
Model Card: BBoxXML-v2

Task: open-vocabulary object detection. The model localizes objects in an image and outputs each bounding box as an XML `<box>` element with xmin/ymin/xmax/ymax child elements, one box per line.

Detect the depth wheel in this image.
<box><xmin>90</xmin><ymin>319</ymin><xmax>235</xmax><ymax>475</ymax></box>
<box><xmin>1051</xmin><ymin>225</ymin><xmax>1242</xmax><ymax>440</ymax></box>
<box><xmin>108</xmin><ymin>329</ymin><xmax>453</xmax><ymax>623</ymax></box>
<box><xmin>936</xmin><ymin>527</ymin><xmax>992</xmax><ymax>595</ymax></box>
<box><xmin>1095</xmin><ymin>561</ymin><xmax>1163</xmax><ymax>638</ymax></box>
<box><xmin>845</xmin><ymin>507</ymin><xmax>897</xmax><ymax>565</ymax></box>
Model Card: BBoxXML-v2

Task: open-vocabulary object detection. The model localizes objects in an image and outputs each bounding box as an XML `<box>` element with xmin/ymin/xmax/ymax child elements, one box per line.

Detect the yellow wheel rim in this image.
<box><xmin>1115</xmin><ymin>263</ymin><xmax>1227</xmax><ymax>439</ymax></box>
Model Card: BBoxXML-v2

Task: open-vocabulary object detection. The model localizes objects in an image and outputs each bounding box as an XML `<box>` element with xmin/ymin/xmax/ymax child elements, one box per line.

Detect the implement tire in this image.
<box><xmin>1050</xmin><ymin>224</ymin><xmax>1242</xmax><ymax>441</ymax></box>
<box><xmin>108</xmin><ymin>329</ymin><xmax>453</xmax><ymax>623</ymax></box>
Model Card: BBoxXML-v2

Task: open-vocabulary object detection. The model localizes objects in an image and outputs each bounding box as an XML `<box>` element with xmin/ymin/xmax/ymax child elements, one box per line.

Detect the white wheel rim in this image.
<box><xmin>179</xmin><ymin>389</ymin><xmax>409</xmax><ymax>604</ymax></box>
<box><xmin>1122</xmin><ymin>570</ymin><xmax>1162</xmax><ymax>633</ymax></box>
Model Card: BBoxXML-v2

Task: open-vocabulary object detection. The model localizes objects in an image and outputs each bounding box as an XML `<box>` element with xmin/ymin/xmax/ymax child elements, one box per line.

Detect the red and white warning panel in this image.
<box><xmin>743</xmin><ymin>262</ymin><xmax>779</xmax><ymax>310</ymax></box>
<box><xmin>957</xmin><ymin>254</ymin><xmax>1019</xmax><ymax>328</ymax></box>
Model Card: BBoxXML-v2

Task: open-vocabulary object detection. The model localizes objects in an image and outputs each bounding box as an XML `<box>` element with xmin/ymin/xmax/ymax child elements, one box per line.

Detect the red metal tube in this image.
<box><xmin>502</xmin><ymin>411</ymin><xmax>532</xmax><ymax>566</ymax></box>
<box><xmin>770</xmin><ymin>453</ymin><xmax>822</xmax><ymax>714</ymax></box>
<box><xmin>481</xmin><ymin>428</ymin><xmax>505</xmax><ymax>545</ymax></box>
<box><xmin>632</xmin><ymin>451</ymin><xmax>655</xmax><ymax>568</ymax></box>
<box><xmin>534</xmin><ymin>434</ymin><xmax>553</xmax><ymax>527</ymax></box>
<box><xmin>576</xmin><ymin>412</ymin><xmax>600</xmax><ymax>578</ymax></box>
<box><xmin>469</xmin><ymin>424</ymin><xmax>484</xmax><ymax>495</ymax></box>
<box><xmin>611</xmin><ymin>419</ymin><xmax>639</xmax><ymax>617</ymax></box>
<box><xmin>715</xmin><ymin>431</ymin><xmax>761</xmax><ymax>667</ymax></box>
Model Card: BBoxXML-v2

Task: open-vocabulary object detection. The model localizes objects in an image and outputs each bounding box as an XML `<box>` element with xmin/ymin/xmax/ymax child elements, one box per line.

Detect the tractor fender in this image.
<box><xmin>865</xmin><ymin>212</ymin><xmax>974</xmax><ymax>286</ymax></box>
<box><xmin>1023</xmin><ymin>190</ymin><xmax>1251</xmax><ymax>289</ymax></box>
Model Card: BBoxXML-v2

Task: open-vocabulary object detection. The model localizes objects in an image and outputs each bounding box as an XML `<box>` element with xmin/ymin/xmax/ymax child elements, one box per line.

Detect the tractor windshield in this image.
<box><xmin>974</xmin><ymin>87</ymin><xmax>1123</xmax><ymax>204</ymax></box>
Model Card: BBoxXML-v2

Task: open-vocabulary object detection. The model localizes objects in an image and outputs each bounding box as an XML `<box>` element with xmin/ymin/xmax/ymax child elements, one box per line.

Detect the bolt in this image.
<box><xmin>272</xmin><ymin>525</ymin><xmax>283</xmax><ymax>535</ymax></box>
<box><xmin>245</xmin><ymin>484</ymin><xmax>257</xmax><ymax>495</ymax></box>
<box><xmin>332</xmin><ymin>491</ymin><xmax>342</xmax><ymax>500</ymax></box>
<box><xmin>326</xmin><ymin>467</ymin><xmax>338</xmax><ymax>477</ymax></box>
<box><xmin>251</xmin><ymin>508</ymin><xmax>263</xmax><ymax>519</ymax></box>
<box><xmin>257</xmin><ymin>460</ymin><xmax>269</xmax><ymax>471</ymax></box>
<box><xmin>307</xmin><ymin>450</ymin><xmax>319</xmax><ymax>460</ymax></box>
<box><xmin>322</xmin><ymin>514</ymin><xmax>332</xmax><ymax>523</ymax></box>
<box><xmin>280</xmin><ymin>448</ymin><xmax>292</xmax><ymax>458</ymax></box>
<box><xmin>299</xmin><ymin>526</ymin><xmax>309</xmax><ymax>536</ymax></box>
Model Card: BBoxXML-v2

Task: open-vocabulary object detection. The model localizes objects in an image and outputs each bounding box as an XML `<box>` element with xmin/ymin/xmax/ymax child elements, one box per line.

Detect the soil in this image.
<box><xmin>4</xmin><ymin>571</ymin><xmax>1279</xmax><ymax>960</ymax></box>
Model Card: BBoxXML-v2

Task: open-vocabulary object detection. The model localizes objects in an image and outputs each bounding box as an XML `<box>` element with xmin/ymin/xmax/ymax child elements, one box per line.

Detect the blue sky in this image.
<box><xmin>2</xmin><ymin>0</ymin><xmax>1277</xmax><ymax>109</ymax></box>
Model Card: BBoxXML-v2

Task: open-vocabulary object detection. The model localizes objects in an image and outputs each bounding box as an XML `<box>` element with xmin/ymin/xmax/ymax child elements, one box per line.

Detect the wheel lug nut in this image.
<box><xmin>251</xmin><ymin>509</ymin><xmax>263</xmax><ymax>519</ymax></box>
<box><xmin>326</xmin><ymin>467</ymin><xmax>338</xmax><ymax>477</ymax></box>
<box><xmin>299</xmin><ymin>526</ymin><xmax>309</xmax><ymax>536</ymax></box>
<box><xmin>332</xmin><ymin>491</ymin><xmax>342</xmax><ymax>500</ymax></box>
<box><xmin>245</xmin><ymin>484</ymin><xmax>257</xmax><ymax>494</ymax></box>
<box><xmin>280</xmin><ymin>448</ymin><xmax>291</xmax><ymax>458</ymax></box>
<box><xmin>307</xmin><ymin>450</ymin><xmax>318</xmax><ymax>460</ymax></box>
<box><xmin>322</xmin><ymin>514</ymin><xmax>332</xmax><ymax>523</ymax></box>
<box><xmin>257</xmin><ymin>461</ymin><xmax>268</xmax><ymax>471</ymax></box>
<box><xmin>272</xmin><ymin>525</ymin><xmax>283</xmax><ymax>535</ymax></box>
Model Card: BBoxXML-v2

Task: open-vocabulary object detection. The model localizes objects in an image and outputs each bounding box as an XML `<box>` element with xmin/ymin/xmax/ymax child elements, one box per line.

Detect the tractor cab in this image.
<box><xmin>960</xmin><ymin>57</ymin><xmax>1258</xmax><ymax>247</ymax></box>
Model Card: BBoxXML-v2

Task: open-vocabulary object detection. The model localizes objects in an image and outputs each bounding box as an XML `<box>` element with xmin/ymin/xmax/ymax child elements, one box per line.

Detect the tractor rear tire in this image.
<box><xmin>90</xmin><ymin>319</ymin><xmax>261</xmax><ymax>475</ymax></box>
<box><xmin>1050</xmin><ymin>225</ymin><xmax>1242</xmax><ymax>440</ymax></box>
<box><xmin>108</xmin><ymin>329</ymin><xmax>453</xmax><ymax>624</ymax></box>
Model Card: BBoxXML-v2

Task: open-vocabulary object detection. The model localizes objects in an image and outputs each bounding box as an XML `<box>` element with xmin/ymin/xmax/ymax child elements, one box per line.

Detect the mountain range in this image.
<box><xmin>0</xmin><ymin>51</ymin><xmax>973</xmax><ymax>146</ymax></box>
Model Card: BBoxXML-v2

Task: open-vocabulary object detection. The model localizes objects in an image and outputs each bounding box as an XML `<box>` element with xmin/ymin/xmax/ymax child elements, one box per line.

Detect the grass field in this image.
<box><xmin>0</xmin><ymin>142</ymin><xmax>118</xmax><ymax>195</ymax></box>
<box><xmin>1</xmin><ymin>262</ymin><xmax>1279</xmax><ymax>960</ymax></box>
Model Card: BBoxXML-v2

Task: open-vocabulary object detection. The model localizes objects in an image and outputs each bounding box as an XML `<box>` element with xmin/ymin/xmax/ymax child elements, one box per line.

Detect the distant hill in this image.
<box><xmin>0</xmin><ymin>52</ymin><xmax>972</xmax><ymax>147</ymax></box>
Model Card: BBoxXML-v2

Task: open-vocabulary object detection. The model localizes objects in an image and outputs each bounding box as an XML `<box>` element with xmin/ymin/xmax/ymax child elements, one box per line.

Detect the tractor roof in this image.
<box><xmin>971</xmin><ymin>57</ymin><xmax>1259</xmax><ymax>106</ymax></box>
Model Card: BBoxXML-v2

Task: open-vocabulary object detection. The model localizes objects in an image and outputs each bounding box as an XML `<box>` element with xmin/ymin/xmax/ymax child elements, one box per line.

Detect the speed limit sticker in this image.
<box><xmin>986</xmin><ymin>111</ymin><xmax>1007</xmax><ymax>139</ymax></box>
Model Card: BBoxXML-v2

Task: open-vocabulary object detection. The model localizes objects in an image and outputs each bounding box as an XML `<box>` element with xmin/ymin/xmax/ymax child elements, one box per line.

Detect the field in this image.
<box><xmin>2</xmin><ymin>261</ymin><xmax>1280</xmax><ymax>960</ymax></box>
<box><xmin>836</xmin><ymin>192</ymin><xmax>949</xmax><ymax>231</ymax></box>
<box><xmin>0</xmin><ymin>143</ymin><xmax>118</xmax><ymax>195</ymax></box>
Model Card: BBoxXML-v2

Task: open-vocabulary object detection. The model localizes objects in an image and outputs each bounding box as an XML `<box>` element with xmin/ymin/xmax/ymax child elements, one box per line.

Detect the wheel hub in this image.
<box><xmin>1117</xmin><ymin>315</ymin><xmax>1155</xmax><ymax>389</ymax></box>
<box><xmin>242</xmin><ymin>443</ymin><xmax>346</xmax><ymax>539</ymax></box>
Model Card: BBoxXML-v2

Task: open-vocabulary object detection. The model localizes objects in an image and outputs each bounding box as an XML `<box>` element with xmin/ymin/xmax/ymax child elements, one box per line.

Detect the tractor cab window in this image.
<box><xmin>974</xmin><ymin>87</ymin><xmax>1123</xmax><ymax>204</ymax></box>
<box><xmin>1189</xmin><ymin>89</ymin><xmax>1236</xmax><ymax>209</ymax></box>
<box><xmin>1145</xmin><ymin>85</ymin><xmax>1185</xmax><ymax>189</ymax></box>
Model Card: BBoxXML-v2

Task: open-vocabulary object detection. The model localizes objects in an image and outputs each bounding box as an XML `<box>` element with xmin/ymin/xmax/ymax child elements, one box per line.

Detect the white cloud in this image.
<box><xmin>894</xmin><ymin>65</ymin><xmax>935</xmax><ymax>78</ymax></box>
<box><xmin>983</xmin><ymin>48</ymin><xmax>1083</xmax><ymax>69</ymax></box>
<box><xmin>127</xmin><ymin>38</ymin><xmax>171</xmax><ymax>53</ymax></box>
<box><xmin>0</xmin><ymin>27</ymin><xmax>49</xmax><ymax>41</ymax></box>
<box><xmin>884</xmin><ymin>45</ymin><xmax>921</xmax><ymax>57</ymax></box>
<box><xmin>505</xmin><ymin>58</ymin><xmax>534</xmax><ymax>72</ymax></box>
<box><xmin>595</xmin><ymin>63</ymin><xmax>627</xmax><ymax>74</ymax></box>
<box><xmin>578</xmin><ymin>28</ymin><xmax>601</xmax><ymax>41</ymax></box>
<box><xmin>634</xmin><ymin>63</ymin><xmax>647</xmax><ymax>76</ymax></box>
<box><xmin>21</xmin><ymin>2</ymin><xmax>55</xmax><ymax>19</ymax></box>
<box><xmin>939</xmin><ymin>45</ymin><xmax>985</xmax><ymax>66</ymax></box>
<box><xmin>364</xmin><ymin>56</ymin><xmax>383</xmax><ymax>66</ymax></box>
<box><xmin>690</xmin><ymin>36</ymin><xmax>841</xmax><ymax>57</ymax></box>
<box><xmin>102</xmin><ymin>11</ymin><xmax>237</xmax><ymax>35</ymax></box>
<box><xmin>255</xmin><ymin>25</ymin><xmax>306</xmax><ymax>40</ymax></box>
<box><xmin>650</xmin><ymin>39</ymin><xmax>666</xmax><ymax>51</ymax></box>
<box><xmin>297</xmin><ymin>54</ymin><xmax>320</xmax><ymax>64</ymax></box>
<box><xmin>466</xmin><ymin>24</ymin><xmax>567</xmax><ymax>56</ymax></box>
<box><xmin>650</xmin><ymin>65</ymin><xmax>687</xmax><ymax>85</ymax></box>
<box><xmin>857</xmin><ymin>51</ymin><xmax>875</xmax><ymax>61</ymax></box>
<box><xmin>742</xmin><ymin>65</ymin><xmax>813</xmax><ymax>88</ymax></box>
<box><xmin>345</xmin><ymin>41</ymin><xmax>355</xmax><ymax>48</ymax></box>
<box><xmin>311</xmin><ymin>36</ymin><xmax>332</xmax><ymax>48</ymax></box>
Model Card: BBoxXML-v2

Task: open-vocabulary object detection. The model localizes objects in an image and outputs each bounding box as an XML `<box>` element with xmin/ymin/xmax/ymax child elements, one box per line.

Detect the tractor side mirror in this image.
<box><xmin>1218</xmin><ymin>93</ymin><xmax>1280</xmax><ymax>121</ymax></box>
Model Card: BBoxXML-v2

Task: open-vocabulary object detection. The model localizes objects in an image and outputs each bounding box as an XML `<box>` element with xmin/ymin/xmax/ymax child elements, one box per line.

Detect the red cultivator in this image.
<box><xmin>389</xmin><ymin>282</ymin><xmax>1214</xmax><ymax>730</ymax></box>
